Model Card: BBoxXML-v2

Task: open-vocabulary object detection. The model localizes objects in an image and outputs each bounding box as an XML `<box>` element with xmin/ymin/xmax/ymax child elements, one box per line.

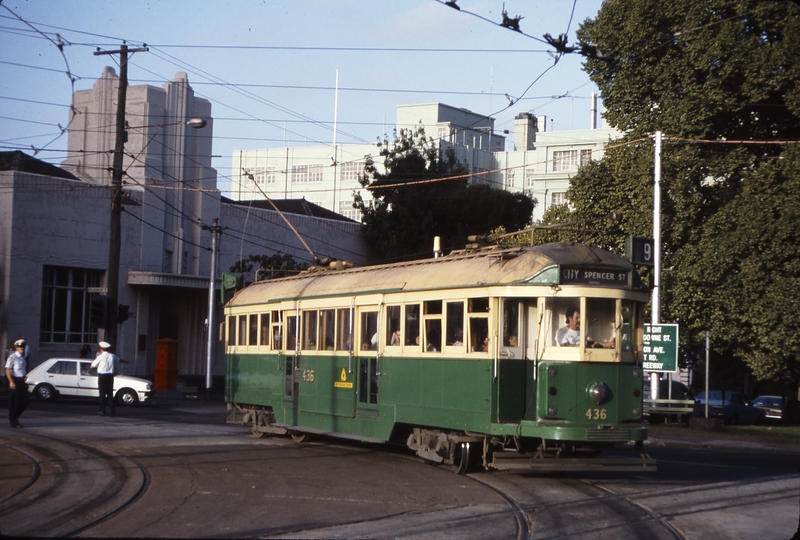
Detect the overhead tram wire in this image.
<box><xmin>0</xmin><ymin>4</ymin><xmax>78</xmax><ymax>153</ymax></box>
<box><xmin>144</xmin><ymin>46</ymin><xmax>370</xmax><ymax>145</ymax></box>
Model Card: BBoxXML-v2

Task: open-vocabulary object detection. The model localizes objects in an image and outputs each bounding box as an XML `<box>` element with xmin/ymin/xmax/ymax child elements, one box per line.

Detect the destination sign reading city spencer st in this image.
<box><xmin>643</xmin><ymin>324</ymin><xmax>679</xmax><ymax>372</ymax></box>
<box><xmin>560</xmin><ymin>267</ymin><xmax>629</xmax><ymax>286</ymax></box>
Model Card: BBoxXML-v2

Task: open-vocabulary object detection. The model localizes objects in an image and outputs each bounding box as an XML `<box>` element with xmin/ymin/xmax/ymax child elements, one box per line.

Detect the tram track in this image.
<box><xmin>465</xmin><ymin>470</ymin><xmax>690</xmax><ymax>540</ymax></box>
<box><xmin>0</xmin><ymin>433</ymin><xmax>150</xmax><ymax>537</ymax></box>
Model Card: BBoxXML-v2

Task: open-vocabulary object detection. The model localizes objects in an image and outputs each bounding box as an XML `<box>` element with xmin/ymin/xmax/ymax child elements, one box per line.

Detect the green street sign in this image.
<box><xmin>643</xmin><ymin>323</ymin><xmax>679</xmax><ymax>372</ymax></box>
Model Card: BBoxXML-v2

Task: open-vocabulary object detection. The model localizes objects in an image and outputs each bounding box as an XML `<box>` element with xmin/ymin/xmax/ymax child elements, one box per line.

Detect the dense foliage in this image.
<box><xmin>557</xmin><ymin>0</ymin><xmax>800</xmax><ymax>385</ymax></box>
<box><xmin>229</xmin><ymin>252</ymin><xmax>308</xmax><ymax>281</ymax></box>
<box><xmin>354</xmin><ymin>127</ymin><xmax>535</xmax><ymax>262</ymax></box>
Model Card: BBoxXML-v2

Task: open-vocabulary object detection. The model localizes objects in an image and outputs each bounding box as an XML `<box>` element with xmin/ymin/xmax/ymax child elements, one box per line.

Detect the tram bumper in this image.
<box><xmin>518</xmin><ymin>421</ymin><xmax>649</xmax><ymax>443</ymax></box>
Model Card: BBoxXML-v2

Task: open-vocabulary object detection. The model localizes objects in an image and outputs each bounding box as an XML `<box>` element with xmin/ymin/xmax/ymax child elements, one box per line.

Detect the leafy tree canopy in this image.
<box><xmin>229</xmin><ymin>252</ymin><xmax>308</xmax><ymax>281</ymax></box>
<box><xmin>554</xmin><ymin>0</ymin><xmax>800</xmax><ymax>385</ymax></box>
<box><xmin>354</xmin><ymin>127</ymin><xmax>535</xmax><ymax>262</ymax></box>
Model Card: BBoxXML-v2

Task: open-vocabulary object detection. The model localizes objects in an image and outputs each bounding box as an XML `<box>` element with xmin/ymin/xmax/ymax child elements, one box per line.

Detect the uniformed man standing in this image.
<box><xmin>91</xmin><ymin>341</ymin><xmax>119</xmax><ymax>416</ymax></box>
<box><xmin>5</xmin><ymin>339</ymin><xmax>28</xmax><ymax>428</ymax></box>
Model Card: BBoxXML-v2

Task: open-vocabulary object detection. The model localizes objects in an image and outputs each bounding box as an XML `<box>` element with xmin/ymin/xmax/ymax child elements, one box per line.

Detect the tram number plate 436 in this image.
<box><xmin>586</xmin><ymin>408</ymin><xmax>607</xmax><ymax>420</ymax></box>
<box><xmin>302</xmin><ymin>369</ymin><xmax>315</xmax><ymax>382</ymax></box>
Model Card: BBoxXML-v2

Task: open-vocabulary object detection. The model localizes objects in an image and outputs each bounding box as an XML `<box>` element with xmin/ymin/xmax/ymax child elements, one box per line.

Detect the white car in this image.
<box><xmin>26</xmin><ymin>358</ymin><xmax>154</xmax><ymax>406</ymax></box>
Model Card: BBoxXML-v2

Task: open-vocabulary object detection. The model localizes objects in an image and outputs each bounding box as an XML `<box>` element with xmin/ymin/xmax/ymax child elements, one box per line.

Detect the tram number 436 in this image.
<box><xmin>585</xmin><ymin>408</ymin><xmax>607</xmax><ymax>420</ymax></box>
<box><xmin>302</xmin><ymin>369</ymin><xmax>315</xmax><ymax>382</ymax></box>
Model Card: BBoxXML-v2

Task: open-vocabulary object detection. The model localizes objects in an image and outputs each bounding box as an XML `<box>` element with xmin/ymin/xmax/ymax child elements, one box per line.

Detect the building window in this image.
<box><xmin>339</xmin><ymin>201</ymin><xmax>361</xmax><ymax>221</ymax></box>
<box><xmin>552</xmin><ymin>150</ymin><xmax>578</xmax><ymax>171</ymax></box>
<box><xmin>339</xmin><ymin>161</ymin><xmax>364</xmax><ymax>183</ymax></box>
<box><xmin>254</xmin><ymin>167</ymin><xmax>276</xmax><ymax>185</ymax></box>
<box><xmin>553</xmin><ymin>149</ymin><xmax>594</xmax><ymax>172</ymax></box>
<box><xmin>525</xmin><ymin>167</ymin><xmax>536</xmax><ymax>187</ymax></box>
<box><xmin>40</xmin><ymin>266</ymin><xmax>103</xmax><ymax>344</ymax></box>
<box><xmin>552</xmin><ymin>192</ymin><xmax>567</xmax><ymax>206</ymax></box>
<box><xmin>580</xmin><ymin>149</ymin><xmax>593</xmax><ymax>166</ymax></box>
<box><xmin>505</xmin><ymin>170</ymin><xmax>515</xmax><ymax>188</ymax></box>
<box><xmin>291</xmin><ymin>164</ymin><xmax>324</xmax><ymax>183</ymax></box>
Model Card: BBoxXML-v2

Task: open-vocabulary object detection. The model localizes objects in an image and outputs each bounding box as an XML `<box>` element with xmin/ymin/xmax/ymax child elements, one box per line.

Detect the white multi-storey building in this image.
<box><xmin>232</xmin><ymin>101</ymin><xmax>619</xmax><ymax>223</ymax></box>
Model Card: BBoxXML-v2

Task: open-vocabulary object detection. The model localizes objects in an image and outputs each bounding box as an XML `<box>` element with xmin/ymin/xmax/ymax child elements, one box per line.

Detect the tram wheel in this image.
<box><xmin>250</xmin><ymin>428</ymin><xmax>268</xmax><ymax>438</ymax></box>
<box><xmin>290</xmin><ymin>431</ymin><xmax>309</xmax><ymax>443</ymax></box>
<box><xmin>450</xmin><ymin>441</ymin><xmax>474</xmax><ymax>475</ymax></box>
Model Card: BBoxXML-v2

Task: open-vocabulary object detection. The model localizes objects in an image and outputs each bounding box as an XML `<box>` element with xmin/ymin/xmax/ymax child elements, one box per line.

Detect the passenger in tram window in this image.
<box><xmin>390</xmin><ymin>329</ymin><xmax>401</xmax><ymax>346</ymax></box>
<box><xmin>481</xmin><ymin>337</ymin><xmax>490</xmax><ymax>352</ymax></box>
<box><xmin>555</xmin><ymin>307</ymin><xmax>614</xmax><ymax>348</ymax></box>
<box><xmin>452</xmin><ymin>330</ymin><xmax>463</xmax><ymax>347</ymax></box>
<box><xmin>556</xmin><ymin>307</ymin><xmax>582</xmax><ymax>346</ymax></box>
<box><xmin>361</xmin><ymin>342</ymin><xmax>371</xmax><ymax>351</ymax></box>
<box><xmin>507</xmin><ymin>335</ymin><xmax>518</xmax><ymax>347</ymax></box>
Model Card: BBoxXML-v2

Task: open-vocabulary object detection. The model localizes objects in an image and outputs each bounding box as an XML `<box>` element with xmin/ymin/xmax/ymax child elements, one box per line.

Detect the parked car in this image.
<box><xmin>694</xmin><ymin>390</ymin><xmax>765</xmax><ymax>425</ymax></box>
<box><xmin>26</xmin><ymin>358</ymin><xmax>154</xmax><ymax>406</ymax></box>
<box><xmin>751</xmin><ymin>395</ymin><xmax>800</xmax><ymax>424</ymax></box>
<box><xmin>643</xmin><ymin>379</ymin><xmax>695</xmax><ymax>423</ymax></box>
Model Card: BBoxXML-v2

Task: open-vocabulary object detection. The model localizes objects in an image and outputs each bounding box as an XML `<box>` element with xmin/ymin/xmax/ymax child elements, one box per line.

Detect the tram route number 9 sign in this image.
<box><xmin>643</xmin><ymin>324</ymin><xmax>678</xmax><ymax>372</ymax></box>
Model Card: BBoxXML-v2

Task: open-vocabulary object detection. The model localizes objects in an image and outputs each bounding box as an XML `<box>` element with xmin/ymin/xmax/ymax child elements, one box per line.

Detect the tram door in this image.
<box><xmin>497</xmin><ymin>299</ymin><xmax>529</xmax><ymax>423</ymax></box>
<box><xmin>356</xmin><ymin>309</ymin><xmax>379</xmax><ymax>414</ymax></box>
<box><xmin>283</xmin><ymin>313</ymin><xmax>300</xmax><ymax>411</ymax></box>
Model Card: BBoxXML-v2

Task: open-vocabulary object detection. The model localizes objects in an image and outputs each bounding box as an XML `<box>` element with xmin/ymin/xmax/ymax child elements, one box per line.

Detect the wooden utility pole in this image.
<box><xmin>93</xmin><ymin>43</ymin><xmax>148</xmax><ymax>348</ymax></box>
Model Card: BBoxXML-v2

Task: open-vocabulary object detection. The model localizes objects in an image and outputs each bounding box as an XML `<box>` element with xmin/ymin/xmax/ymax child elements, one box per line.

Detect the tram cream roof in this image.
<box><xmin>227</xmin><ymin>243</ymin><xmax>635</xmax><ymax>307</ymax></box>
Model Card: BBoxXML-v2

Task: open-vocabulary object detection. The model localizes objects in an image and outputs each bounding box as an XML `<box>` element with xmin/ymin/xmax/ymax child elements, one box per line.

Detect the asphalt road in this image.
<box><xmin>1</xmin><ymin>395</ymin><xmax>799</xmax><ymax>539</ymax></box>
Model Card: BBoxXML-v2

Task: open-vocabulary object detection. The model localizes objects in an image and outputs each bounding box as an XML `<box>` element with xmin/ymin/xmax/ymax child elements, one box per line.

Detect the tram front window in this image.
<box><xmin>586</xmin><ymin>298</ymin><xmax>616</xmax><ymax>349</ymax></box>
<box><xmin>545</xmin><ymin>298</ymin><xmax>617</xmax><ymax>349</ymax></box>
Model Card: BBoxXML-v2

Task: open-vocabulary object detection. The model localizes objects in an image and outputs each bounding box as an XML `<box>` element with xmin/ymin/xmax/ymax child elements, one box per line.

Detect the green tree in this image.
<box><xmin>354</xmin><ymin>127</ymin><xmax>535</xmax><ymax>262</ymax></box>
<box><xmin>556</xmin><ymin>0</ymin><xmax>800</xmax><ymax>386</ymax></box>
<box><xmin>230</xmin><ymin>252</ymin><xmax>308</xmax><ymax>282</ymax></box>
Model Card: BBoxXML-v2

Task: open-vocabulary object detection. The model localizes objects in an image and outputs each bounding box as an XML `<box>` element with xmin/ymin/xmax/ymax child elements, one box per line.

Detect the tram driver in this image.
<box><xmin>556</xmin><ymin>307</ymin><xmax>615</xmax><ymax>348</ymax></box>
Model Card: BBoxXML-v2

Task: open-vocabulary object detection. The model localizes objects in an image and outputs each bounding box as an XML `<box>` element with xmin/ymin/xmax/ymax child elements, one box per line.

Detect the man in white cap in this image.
<box><xmin>91</xmin><ymin>341</ymin><xmax>119</xmax><ymax>416</ymax></box>
<box><xmin>5</xmin><ymin>339</ymin><xmax>28</xmax><ymax>428</ymax></box>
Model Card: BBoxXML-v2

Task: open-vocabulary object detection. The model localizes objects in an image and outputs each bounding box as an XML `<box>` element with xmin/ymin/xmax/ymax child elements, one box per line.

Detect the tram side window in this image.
<box><xmin>301</xmin><ymin>310</ymin><xmax>318</xmax><ymax>350</ymax></box>
<box><xmin>621</xmin><ymin>300</ymin><xmax>634</xmax><ymax>351</ymax></box>
<box><xmin>586</xmin><ymin>298</ymin><xmax>616</xmax><ymax>348</ymax></box>
<box><xmin>386</xmin><ymin>305</ymin><xmax>401</xmax><ymax>346</ymax></box>
<box><xmin>446</xmin><ymin>301</ymin><xmax>464</xmax><ymax>347</ymax></box>
<box><xmin>286</xmin><ymin>315</ymin><xmax>298</xmax><ymax>351</ymax></box>
<box><xmin>227</xmin><ymin>315</ymin><xmax>237</xmax><ymax>346</ymax></box>
<box><xmin>270</xmin><ymin>312</ymin><xmax>282</xmax><ymax>351</ymax></box>
<box><xmin>360</xmin><ymin>311</ymin><xmax>378</xmax><ymax>350</ymax></box>
<box><xmin>238</xmin><ymin>315</ymin><xmax>247</xmax><ymax>346</ymax></box>
<box><xmin>468</xmin><ymin>298</ymin><xmax>490</xmax><ymax>352</ymax></box>
<box><xmin>404</xmin><ymin>304</ymin><xmax>420</xmax><ymax>347</ymax></box>
<box><xmin>424</xmin><ymin>300</ymin><xmax>442</xmax><ymax>352</ymax></box>
<box><xmin>260</xmin><ymin>313</ymin><xmax>270</xmax><ymax>347</ymax></box>
<box><xmin>319</xmin><ymin>309</ymin><xmax>335</xmax><ymax>350</ymax></box>
<box><xmin>249</xmin><ymin>314</ymin><xmax>258</xmax><ymax>346</ymax></box>
<box><xmin>336</xmin><ymin>308</ymin><xmax>352</xmax><ymax>351</ymax></box>
<box><xmin>502</xmin><ymin>300</ymin><xmax>520</xmax><ymax>347</ymax></box>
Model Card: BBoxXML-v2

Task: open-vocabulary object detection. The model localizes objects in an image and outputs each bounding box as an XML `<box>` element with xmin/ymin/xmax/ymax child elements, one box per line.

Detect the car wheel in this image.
<box><xmin>34</xmin><ymin>383</ymin><xmax>57</xmax><ymax>402</ymax></box>
<box><xmin>115</xmin><ymin>388</ymin><xmax>139</xmax><ymax>407</ymax></box>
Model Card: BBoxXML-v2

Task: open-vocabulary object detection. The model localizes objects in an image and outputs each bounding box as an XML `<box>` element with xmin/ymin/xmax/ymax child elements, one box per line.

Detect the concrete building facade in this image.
<box><xmin>0</xmin><ymin>68</ymin><xmax>370</xmax><ymax>388</ymax></box>
<box><xmin>232</xmin><ymin>102</ymin><xmax>618</xmax><ymax>223</ymax></box>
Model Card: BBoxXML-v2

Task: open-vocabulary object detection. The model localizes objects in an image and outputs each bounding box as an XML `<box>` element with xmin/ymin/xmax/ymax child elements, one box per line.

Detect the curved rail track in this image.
<box><xmin>0</xmin><ymin>434</ymin><xmax>150</xmax><ymax>537</ymax></box>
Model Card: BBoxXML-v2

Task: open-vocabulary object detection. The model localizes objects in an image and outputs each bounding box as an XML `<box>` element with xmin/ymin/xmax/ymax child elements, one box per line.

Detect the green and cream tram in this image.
<box><xmin>225</xmin><ymin>242</ymin><xmax>653</xmax><ymax>473</ymax></box>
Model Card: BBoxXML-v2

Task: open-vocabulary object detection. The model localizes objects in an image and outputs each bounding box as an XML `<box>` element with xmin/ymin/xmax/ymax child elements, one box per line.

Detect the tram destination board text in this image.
<box><xmin>560</xmin><ymin>267</ymin><xmax>629</xmax><ymax>286</ymax></box>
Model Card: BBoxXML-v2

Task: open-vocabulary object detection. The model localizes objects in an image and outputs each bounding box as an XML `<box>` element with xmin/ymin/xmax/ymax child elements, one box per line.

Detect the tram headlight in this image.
<box><xmin>589</xmin><ymin>382</ymin><xmax>609</xmax><ymax>405</ymax></box>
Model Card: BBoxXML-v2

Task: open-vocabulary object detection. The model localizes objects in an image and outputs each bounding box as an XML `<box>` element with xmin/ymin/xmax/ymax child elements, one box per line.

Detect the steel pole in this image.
<box><xmin>650</xmin><ymin>131</ymin><xmax>663</xmax><ymax>399</ymax></box>
<box><xmin>205</xmin><ymin>218</ymin><xmax>220</xmax><ymax>392</ymax></box>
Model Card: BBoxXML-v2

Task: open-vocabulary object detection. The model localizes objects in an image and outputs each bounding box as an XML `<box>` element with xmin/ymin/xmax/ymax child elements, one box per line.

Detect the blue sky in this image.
<box><xmin>0</xmin><ymin>0</ymin><xmax>605</xmax><ymax>194</ymax></box>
